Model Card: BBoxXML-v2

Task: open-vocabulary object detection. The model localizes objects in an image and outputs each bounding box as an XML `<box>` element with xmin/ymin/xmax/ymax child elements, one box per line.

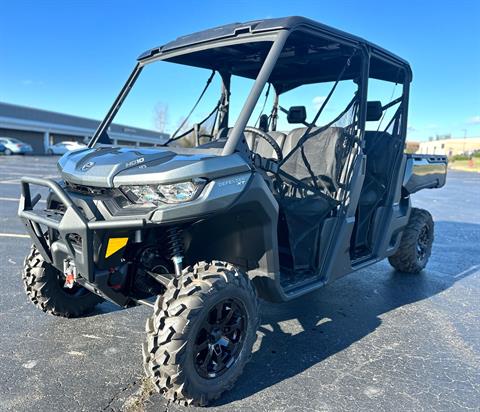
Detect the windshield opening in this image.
<box><xmin>93</xmin><ymin>39</ymin><xmax>277</xmax><ymax>150</ymax></box>
<box><xmin>90</xmin><ymin>30</ymin><xmax>366</xmax><ymax>154</ymax></box>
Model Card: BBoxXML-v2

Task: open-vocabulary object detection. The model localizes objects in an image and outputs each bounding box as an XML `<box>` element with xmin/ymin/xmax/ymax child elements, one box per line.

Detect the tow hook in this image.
<box><xmin>63</xmin><ymin>260</ymin><xmax>77</xmax><ymax>289</ymax></box>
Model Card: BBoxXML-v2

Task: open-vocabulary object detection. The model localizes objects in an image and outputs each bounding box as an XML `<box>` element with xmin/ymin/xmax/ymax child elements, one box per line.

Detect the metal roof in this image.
<box><xmin>138</xmin><ymin>16</ymin><xmax>411</xmax><ymax>72</ymax></box>
<box><xmin>0</xmin><ymin>102</ymin><xmax>168</xmax><ymax>141</ymax></box>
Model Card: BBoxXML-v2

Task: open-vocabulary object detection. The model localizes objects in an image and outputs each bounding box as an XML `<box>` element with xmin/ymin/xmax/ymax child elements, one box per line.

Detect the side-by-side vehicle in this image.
<box><xmin>18</xmin><ymin>16</ymin><xmax>446</xmax><ymax>405</ymax></box>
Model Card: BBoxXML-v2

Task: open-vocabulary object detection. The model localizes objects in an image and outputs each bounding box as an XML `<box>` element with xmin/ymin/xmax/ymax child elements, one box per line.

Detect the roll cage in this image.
<box><xmin>87</xmin><ymin>19</ymin><xmax>412</xmax><ymax>255</ymax></box>
<box><xmin>88</xmin><ymin>16</ymin><xmax>412</xmax><ymax>156</ymax></box>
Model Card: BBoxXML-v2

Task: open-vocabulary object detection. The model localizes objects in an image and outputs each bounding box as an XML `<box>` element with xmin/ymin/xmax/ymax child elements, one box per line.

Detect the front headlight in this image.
<box><xmin>121</xmin><ymin>178</ymin><xmax>206</xmax><ymax>205</ymax></box>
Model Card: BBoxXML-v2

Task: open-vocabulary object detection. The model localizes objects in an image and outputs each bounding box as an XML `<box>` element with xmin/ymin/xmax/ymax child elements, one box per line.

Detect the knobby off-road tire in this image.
<box><xmin>143</xmin><ymin>261</ymin><xmax>260</xmax><ymax>406</ymax></box>
<box><xmin>22</xmin><ymin>245</ymin><xmax>103</xmax><ymax>317</ymax></box>
<box><xmin>388</xmin><ymin>208</ymin><xmax>434</xmax><ymax>273</ymax></box>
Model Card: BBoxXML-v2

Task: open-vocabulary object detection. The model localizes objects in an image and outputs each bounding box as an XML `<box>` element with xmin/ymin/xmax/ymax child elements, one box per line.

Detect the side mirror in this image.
<box><xmin>366</xmin><ymin>101</ymin><xmax>383</xmax><ymax>121</ymax></box>
<box><xmin>287</xmin><ymin>106</ymin><xmax>307</xmax><ymax>124</ymax></box>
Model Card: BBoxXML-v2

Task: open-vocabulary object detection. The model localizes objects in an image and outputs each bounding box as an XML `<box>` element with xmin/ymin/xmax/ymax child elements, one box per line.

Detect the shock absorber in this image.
<box><xmin>167</xmin><ymin>226</ymin><xmax>184</xmax><ymax>277</ymax></box>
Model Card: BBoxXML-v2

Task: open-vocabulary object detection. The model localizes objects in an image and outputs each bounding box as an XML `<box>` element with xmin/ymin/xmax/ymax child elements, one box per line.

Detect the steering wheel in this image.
<box><xmin>244</xmin><ymin>126</ymin><xmax>283</xmax><ymax>162</ymax></box>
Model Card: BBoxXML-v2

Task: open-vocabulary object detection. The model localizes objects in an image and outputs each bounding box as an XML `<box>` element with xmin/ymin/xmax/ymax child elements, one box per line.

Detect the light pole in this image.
<box><xmin>462</xmin><ymin>129</ymin><xmax>467</xmax><ymax>154</ymax></box>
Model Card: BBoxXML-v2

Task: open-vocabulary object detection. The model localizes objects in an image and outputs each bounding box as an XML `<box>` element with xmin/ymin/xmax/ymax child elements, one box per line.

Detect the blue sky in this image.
<box><xmin>1</xmin><ymin>0</ymin><xmax>479</xmax><ymax>141</ymax></box>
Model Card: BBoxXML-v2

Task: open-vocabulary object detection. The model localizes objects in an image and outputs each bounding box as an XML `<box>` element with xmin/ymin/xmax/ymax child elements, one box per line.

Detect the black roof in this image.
<box><xmin>138</xmin><ymin>16</ymin><xmax>411</xmax><ymax>83</ymax></box>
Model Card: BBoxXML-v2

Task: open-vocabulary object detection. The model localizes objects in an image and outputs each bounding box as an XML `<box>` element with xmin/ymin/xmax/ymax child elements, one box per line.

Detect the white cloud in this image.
<box><xmin>21</xmin><ymin>79</ymin><xmax>44</xmax><ymax>86</ymax></box>
<box><xmin>312</xmin><ymin>96</ymin><xmax>327</xmax><ymax>110</ymax></box>
<box><xmin>467</xmin><ymin>115</ymin><xmax>480</xmax><ymax>125</ymax></box>
<box><xmin>407</xmin><ymin>125</ymin><xmax>417</xmax><ymax>132</ymax></box>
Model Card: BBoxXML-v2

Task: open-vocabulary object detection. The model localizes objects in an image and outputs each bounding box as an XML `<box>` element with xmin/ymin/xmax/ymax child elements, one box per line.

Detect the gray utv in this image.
<box><xmin>19</xmin><ymin>16</ymin><xmax>447</xmax><ymax>406</ymax></box>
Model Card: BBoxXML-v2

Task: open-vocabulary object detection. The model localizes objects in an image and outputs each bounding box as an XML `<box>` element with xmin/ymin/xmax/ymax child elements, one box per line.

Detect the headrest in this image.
<box><xmin>259</xmin><ymin>114</ymin><xmax>269</xmax><ymax>131</ymax></box>
<box><xmin>287</xmin><ymin>106</ymin><xmax>307</xmax><ymax>124</ymax></box>
<box><xmin>366</xmin><ymin>101</ymin><xmax>383</xmax><ymax>121</ymax></box>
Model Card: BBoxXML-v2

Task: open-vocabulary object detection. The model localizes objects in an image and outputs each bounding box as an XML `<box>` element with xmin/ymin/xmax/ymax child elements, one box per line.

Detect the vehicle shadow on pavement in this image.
<box><xmin>92</xmin><ymin>300</ymin><xmax>125</xmax><ymax>315</ymax></box>
<box><xmin>215</xmin><ymin>220</ymin><xmax>480</xmax><ymax>406</ymax></box>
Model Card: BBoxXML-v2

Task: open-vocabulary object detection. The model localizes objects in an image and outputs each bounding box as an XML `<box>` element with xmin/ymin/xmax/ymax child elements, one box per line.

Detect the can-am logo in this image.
<box><xmin>125</xmin><ymin>157</ymin><xmax>145</xmax><ymax>168</ymax></box>
<box><xmin>81</xmin><ymin>161</ymin><xmax>95</xmax><ymax>171</ymax></box>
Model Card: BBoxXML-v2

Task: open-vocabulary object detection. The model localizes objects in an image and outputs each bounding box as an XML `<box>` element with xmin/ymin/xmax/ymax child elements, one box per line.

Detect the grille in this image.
<box><xmin>65</xmin><ymin>181</ymin><xmax>111</xmax><ymax>196</ymax></box>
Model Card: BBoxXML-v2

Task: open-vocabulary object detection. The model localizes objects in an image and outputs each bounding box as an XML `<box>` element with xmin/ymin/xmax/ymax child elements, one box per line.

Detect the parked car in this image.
<box><xmin>46</xmin><ymin>141</ymin><xmax>87</xmax><ymax>155</ymax></box>
<box><xmin>0</xmin><ymin>137</ymin><xmax>33</xmax><ymax>155</ymax></box>
<box><xmin>0</xmin><ymin>142</ymin><xmax>6</xmax><ymax>154</ymax></box>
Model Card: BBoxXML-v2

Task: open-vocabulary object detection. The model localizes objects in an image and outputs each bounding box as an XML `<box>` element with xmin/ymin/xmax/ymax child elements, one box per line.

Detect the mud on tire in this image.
<box><xmin>22</xmin><ymin>245</ymin><xmax>103</xmax><ymax>318</ymax></box>
<box><xmin>142</xmin><ymin>261</ymin><xmax>260</xmax><ymax>406</ymax></box>
<box><xmin>388</xmin><ymin>207</ymin><xmax>434</xmax><ymax>274</ymax></box>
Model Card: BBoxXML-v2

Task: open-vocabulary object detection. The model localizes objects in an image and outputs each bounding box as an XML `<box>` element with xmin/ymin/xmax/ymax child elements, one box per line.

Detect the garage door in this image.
<box><xmin>0</xmin><ymin>128</ymin><xmax>44</xmax><ymax>154</ymax></box>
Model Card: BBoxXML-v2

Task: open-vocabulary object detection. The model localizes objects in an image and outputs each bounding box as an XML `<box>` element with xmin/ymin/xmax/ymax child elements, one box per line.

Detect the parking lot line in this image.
<box><xmin>0</xmin><ymin>180</ymin><xmax>20</xmax><ymax>184</ymax></box>
<box><xmin>0</xmin><ymin>196</ymin><xmax>46</xmax><ymax>203</ymax></box>
<box><xmin>0</xmin><ymin>175</ymin><xmax>57</xmax><ymax>184</ymax></box>
<box><xmin>453</xmin><ymin>264</ymin><xmax>480</xmax><ymax>278</ymax></box>
<box><xmin>0</xmin><ymin>233</ymin><xmax>29</xmax><ymax>238</ymax></box>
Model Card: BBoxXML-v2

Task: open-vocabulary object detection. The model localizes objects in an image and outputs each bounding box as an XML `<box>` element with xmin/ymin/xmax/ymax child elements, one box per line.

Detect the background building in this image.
<box><xmin>0</xmin><ymin>102</ymin><xmax>168</xmax><ymax>154</ymax></box>
<box><xmin>405</xmin><ymin>141</ymin><xmax>420</xmax><ymax>153</ymax></box>
<box><xmin>417</xmin><ymin>136</ymin><xmax>480</xmax><ymax>156</ymax></box>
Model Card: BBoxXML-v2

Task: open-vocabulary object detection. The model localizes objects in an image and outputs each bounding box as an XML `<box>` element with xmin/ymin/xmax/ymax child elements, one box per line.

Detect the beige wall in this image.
<box><xmin>417</xmin><ymin>137</ymin><xmax>480</xmax><ymax>156</ymax></box>
<box><xmin>405</xmin><ymin>141</ymin><xmax>420</xmax><ymax>153</ymax></box>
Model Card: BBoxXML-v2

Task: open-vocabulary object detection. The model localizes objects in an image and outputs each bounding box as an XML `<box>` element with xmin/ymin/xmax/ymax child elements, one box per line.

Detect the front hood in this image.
<box><xmin>58</xmin><ymin>146</ymin><xmax>250</xmax><ymax>187</ymax></box>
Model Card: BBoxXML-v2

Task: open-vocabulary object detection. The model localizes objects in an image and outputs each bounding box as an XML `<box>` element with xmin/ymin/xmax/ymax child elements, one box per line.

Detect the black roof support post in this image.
<box><xmin>222</xmin><ymin>29</ymin><xmax>290</xmax><ymax>156</ymax></box>
<box><xmin>88</xmin><ymin>63</ymin><xmax>143</xmax><ymax>148</ymax></box>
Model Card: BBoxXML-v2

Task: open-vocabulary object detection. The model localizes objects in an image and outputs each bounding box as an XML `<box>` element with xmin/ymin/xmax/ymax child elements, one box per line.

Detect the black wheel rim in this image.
<box><xmin>416</xmin><ymin>225</ymin><xmax>430</xmax><ymax>262</ymax></box>
<box><xmin>193</xmin><ymin>298</ymin><xmax>247</xmax><ymax>379</ymax></box>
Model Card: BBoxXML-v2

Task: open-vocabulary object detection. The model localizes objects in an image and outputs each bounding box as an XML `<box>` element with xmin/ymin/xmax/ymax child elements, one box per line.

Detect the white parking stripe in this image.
<box><xmin>0</xmin><ymin>169</ymin><xmax>58</xmax><ymax>173</ymax></box>
<box><xmin>0</xmin><ymin>175</ymin><xmax>58</xmax><ymax>184</ymax></box>
<box><xmin>0</xmin><ymin>180</ymin><xmax>20</xmax><ymax>184</ymax></box>
<box><xmin>453</xmin><ymin>264</ymin><xmax>480</xmax><ymax>278</ymax></box>
<box><xmin>0</xmin><ymin>197</ymin><xmax>46</xmax><ymax>203</ymax></box>
<box><xmin>0</xmin><ymin>233</ymin><xmax>29</xmax><ymax>239</ymax></box>
<box><xmin>0</xmin><ymin>171</ymin><xmax>52</xmax><ymax>176</ymax></box>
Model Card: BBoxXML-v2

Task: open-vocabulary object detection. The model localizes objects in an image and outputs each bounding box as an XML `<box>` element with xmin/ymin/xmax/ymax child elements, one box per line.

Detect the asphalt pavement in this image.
<box><xmin>0</xmin><ymin>156</ymin><xmax>479</xmax><ymax>411</ymax></box>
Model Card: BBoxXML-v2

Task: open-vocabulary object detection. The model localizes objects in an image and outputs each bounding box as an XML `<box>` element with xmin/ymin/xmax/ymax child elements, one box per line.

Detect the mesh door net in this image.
<box><xmin>276</xmin><ymin>96</ymin><xmax>360</xmax><ymax>272</ymax></box>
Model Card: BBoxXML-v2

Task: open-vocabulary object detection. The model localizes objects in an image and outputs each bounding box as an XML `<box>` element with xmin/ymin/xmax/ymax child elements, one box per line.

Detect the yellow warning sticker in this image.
<box><xmin>105</xmin><ymin>237</ymin><xmax>128</xmax><ymax>258</ymax></box>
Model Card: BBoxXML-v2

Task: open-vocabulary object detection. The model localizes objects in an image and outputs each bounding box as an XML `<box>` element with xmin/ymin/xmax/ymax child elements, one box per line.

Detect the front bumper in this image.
<box><xmin>18</xmin><ymin>173</ymin><xmax>250</xmax><ymax>304</ymax></box>
<box><xmin>18</xmin><ymin>177</ymin><xmax>147</xmax><ymax>304</ymax></box>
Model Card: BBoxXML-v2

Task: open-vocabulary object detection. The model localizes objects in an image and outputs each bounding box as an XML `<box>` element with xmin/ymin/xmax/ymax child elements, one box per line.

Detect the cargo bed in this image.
<box><xmin>403</xmin><ymin>154</ymin><xmax>447</xmax><ymax>194</ymax></box>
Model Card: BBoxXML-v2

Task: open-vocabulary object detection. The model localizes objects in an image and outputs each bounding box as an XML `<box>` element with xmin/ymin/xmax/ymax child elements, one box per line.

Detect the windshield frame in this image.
<box><xmin>87</xmin><ymin>31</ymin><xmax>288</xmax><ymax>153</ymax></box>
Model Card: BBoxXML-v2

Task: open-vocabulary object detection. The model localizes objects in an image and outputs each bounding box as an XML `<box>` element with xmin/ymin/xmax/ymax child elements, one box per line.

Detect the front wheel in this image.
<box><xmin>143</xmin><ymin>261</ymin><xmax>259</xmax><ymax>406</ymax></box>
<box><xmin>388</xmin><ymin>208</ymin><xmax>434</xmax><ymax>273</ymax></box>
<box><xmin>22</xmin><ymin>245</ymin><xmax>103</xmax><ymax>317</ymax></box>
<box><xmin>4</xmin><ymin>148</ymin><xmax>12</xmax><ymax>156</ymax></box>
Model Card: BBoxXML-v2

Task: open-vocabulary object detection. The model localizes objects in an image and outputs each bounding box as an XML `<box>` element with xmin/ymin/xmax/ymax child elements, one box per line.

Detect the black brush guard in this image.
<box><xmin>18</xmin><ymin>177</ymin><xmax>148</xmax><ymax>303</ymax></box>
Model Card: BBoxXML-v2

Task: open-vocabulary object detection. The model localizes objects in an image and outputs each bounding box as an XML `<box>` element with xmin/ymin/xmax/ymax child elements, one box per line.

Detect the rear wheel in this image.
<box><xmin>143</xmin><ymin>261</ymin><xmax>259</xmax><ymax>406</ymax></box>
<box><xmin>388</xmin><ymin>208</ymin><xmax>434</xmax><ymax>273</ymax></box>
<box><xmin>22</xmin><ymin>245</ymin><xmax>103</xmax><ymax>317</ymax></box>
